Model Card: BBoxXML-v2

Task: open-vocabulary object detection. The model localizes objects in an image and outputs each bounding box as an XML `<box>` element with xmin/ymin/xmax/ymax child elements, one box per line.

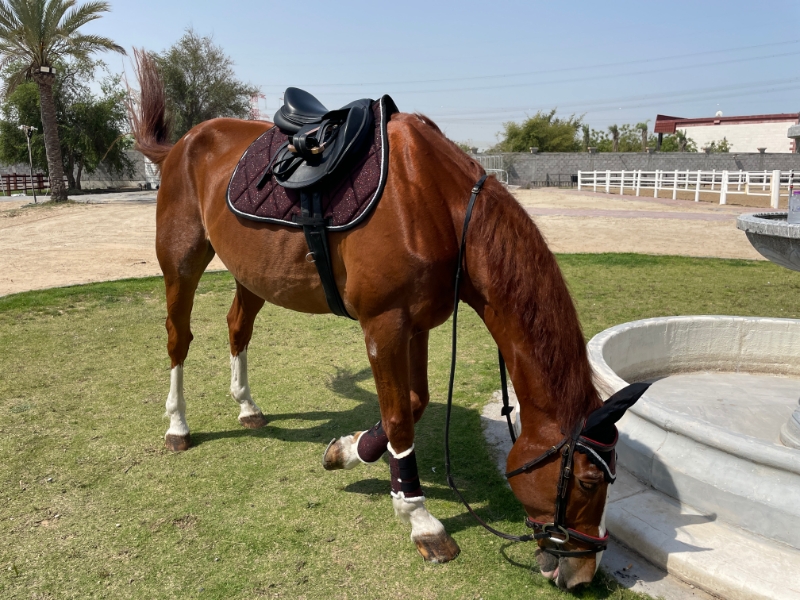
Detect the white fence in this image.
<box><xmin>577</xmin><ymin>169</ymin><xmax>796</xmax><ymax>207</ymax></box>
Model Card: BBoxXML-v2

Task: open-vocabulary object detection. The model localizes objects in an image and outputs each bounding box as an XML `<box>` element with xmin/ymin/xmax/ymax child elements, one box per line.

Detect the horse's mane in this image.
<box><xmin>410</xmin><ymin>113</ymin><xmax>600</xmax><ymax>430</ymax></box>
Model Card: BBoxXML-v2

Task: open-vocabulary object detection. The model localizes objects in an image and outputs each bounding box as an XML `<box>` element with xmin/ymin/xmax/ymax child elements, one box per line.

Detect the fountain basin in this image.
<box><xmin>587</xmin><ymin>315</ymin><xmax>800</xmax><ymax>550</ymax></box>
<box><xmin>737</xmin><ymin>212</ymin><xmax>800</xmax><ymax>271</ymax></box>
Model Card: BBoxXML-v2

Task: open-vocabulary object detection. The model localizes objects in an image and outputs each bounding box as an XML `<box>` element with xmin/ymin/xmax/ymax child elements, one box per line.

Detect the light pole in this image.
<box><xmin>18</xmin><ymin>125</ymin><xmax>37</xmax><ymax>203</ymax></box>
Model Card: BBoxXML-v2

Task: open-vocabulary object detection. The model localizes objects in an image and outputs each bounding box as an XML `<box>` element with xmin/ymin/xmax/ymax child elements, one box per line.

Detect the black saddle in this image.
<box><xmin>263</xmin><ymin>87</ymin><xmax>375</xmax><ymax>190</ymax></box>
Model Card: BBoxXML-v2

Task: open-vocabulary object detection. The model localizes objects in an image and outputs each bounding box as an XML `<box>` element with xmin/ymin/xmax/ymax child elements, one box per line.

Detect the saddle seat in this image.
<box><xmin>265</xmin><ymin>87</ymin><xmax>375</xmax><ymax>190</ymax></box>
<box><xmin>273</xmin><ymin>87</ymin><xmax>329</xmax><ymax>134</ymax></box>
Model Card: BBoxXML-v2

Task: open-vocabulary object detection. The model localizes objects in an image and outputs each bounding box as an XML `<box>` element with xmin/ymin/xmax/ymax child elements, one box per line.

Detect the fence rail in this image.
<box><xmin>577</xmin><ymin>169</ymin><xmax>796</xmax><ymax>207</ymax></box>
<box><xmin>474</xmin><ymin>155</ymin><xmax>509</xmax><ymax>185</ymax></box>
<box><xmin>1</xmin><ymin>173</ymin><xmax>66</xmax><ymax>196</ymax></box>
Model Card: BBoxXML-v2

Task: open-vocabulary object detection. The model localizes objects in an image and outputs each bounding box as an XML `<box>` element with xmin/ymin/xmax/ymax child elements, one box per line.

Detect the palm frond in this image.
<box><xmin>58</xmin><ymin>1</ymin><xmax>110</xmax><ymax>35</ymax></box>
<box><xmin>43</xmin><ymin>0</ymin><xmax>74</xmax><ymax>50</ymax></box>
<box><xmin>64</xmin><ymin>33</ymin><xmax>124</xmax><ymax>56</ymax></box>
<box><xmin>0</xmin><ymin>2</ymin><xmax>22</xmax><ymax>31</ymax></box>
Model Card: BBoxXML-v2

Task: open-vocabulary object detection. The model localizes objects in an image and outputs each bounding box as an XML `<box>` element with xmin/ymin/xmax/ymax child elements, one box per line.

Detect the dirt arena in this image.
<box><xmin>0</xmin><ymin>187</ymin><xmax>767</xmax><ymax>297</ymax></box>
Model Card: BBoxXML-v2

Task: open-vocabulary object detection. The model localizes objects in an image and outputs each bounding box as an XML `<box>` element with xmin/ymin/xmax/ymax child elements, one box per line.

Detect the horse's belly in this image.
<box><xmin>210</xmin><ymin>223</ymin><xmax>333</xmax><ymax>314</ymax></box>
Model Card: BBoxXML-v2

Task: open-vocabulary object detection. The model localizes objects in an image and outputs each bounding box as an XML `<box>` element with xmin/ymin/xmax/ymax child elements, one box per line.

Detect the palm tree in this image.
<box><xmin>581</xmin><ymin>124</ymin><xmax>590</xmax><ymax>151</ymax></box>
<box><xmin>0</xmin><ymin>1</ymin><xmax>124</xmax><ymax>201</ymax></box>
<box><xmin>675</xmin><ymin>130</ymin><xmax>688</xmax><ymax>152</ymax></box>
<box><xmin>608</xmin><ymin>124</ymin><xmax>619</xmax><ymax>152</ymax></box>
<box><xmin>635</xmin><ymin>121</ymin><xmax>649</xmax><ymax>152</ymax></box>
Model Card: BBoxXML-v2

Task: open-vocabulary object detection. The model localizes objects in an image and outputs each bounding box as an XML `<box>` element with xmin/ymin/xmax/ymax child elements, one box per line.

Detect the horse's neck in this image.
<box><xmin>462</xmin><ymin>185</ymin><xmax>599</xmax><ymax>431</ymax></box>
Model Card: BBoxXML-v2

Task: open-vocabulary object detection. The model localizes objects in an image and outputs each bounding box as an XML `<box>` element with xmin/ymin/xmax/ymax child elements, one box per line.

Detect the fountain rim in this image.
<box><xmin>737</xmin><ymin>212</ymin><xmax>800</xmax><ymax>239</ymax></box>
<box><xmin>588</xmin><ymin>315</ymin><xmax>800</xmax><ymax>475</ymax></box>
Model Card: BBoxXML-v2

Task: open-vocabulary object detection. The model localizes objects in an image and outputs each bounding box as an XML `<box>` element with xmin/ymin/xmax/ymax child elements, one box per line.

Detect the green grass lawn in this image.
<box><xmin>1</xmin><ymin>254</ymin><xmax>798</xmax><ymax>600</ymax></box>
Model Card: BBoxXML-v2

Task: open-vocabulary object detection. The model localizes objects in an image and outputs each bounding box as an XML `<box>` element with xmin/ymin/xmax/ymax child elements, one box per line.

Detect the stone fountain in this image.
<box><xmin>737</xmin><ymin>211</ymin><xmax>800</xmax><ymax>447</ymax></box>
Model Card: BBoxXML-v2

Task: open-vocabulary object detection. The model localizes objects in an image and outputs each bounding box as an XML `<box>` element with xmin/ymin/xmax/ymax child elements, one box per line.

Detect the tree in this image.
<box><xmin>0</xmin><ymin>59</ymin><xmax>132</xmax><ymax>189</ymax></box>
<box><xmin>493</xmin><ymin>109</ymin><xmax>583</xmax><ymax>153</ymax></box>
<box><xmin>157</xmin><ymin>29</ymin><xmax>258</xmax><ymax>140</ymax></box>
<box><xmin>581</xmin><ymin>124</ymin><xmax>590</xmax><ymax>151</ymax></box>
<box><xmin>0</xmin><ymin>0</ymin><xmax>124</xmax><ymax>201</ymax></box>
<box><xmin>705</xmin><ymin>137</ymin><xmax>732</xmax><ymax>153</ymax></box>
<box><xmin>608</xmin><ymin>124</ymin><xmax>619</xmax><ymax>152</ymax></box>
<box><xmin>587</xmin><ymin>124</ymin><xmax>647</xmax><ymax>153</ymax></box>
<box><xmin>649</xmin><ymin>130</ymin><xmax>698</xmax><ymax>153</ymax></box>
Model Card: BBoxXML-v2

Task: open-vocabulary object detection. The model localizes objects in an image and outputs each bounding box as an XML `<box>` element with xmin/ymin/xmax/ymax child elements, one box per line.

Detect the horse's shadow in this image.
<box><xmin>190</xmin><ymin>365</ymin><xmax>525</xmax><ymax>536</ymax></box>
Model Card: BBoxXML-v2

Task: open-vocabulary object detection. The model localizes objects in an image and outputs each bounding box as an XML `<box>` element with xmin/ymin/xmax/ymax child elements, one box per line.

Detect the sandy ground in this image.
<box><xmin>515</xmin><ymin>188</ymin><xmax>765</xmax><ymax>260</ymax></box>
<box><xmin>0</xmin><ymin>187</ymin><xmax>768</xmax><ymax>297</ymax></box>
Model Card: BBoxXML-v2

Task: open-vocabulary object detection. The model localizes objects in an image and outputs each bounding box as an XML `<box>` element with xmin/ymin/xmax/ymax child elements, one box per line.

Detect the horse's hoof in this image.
<box><xmin>322</xmin><ymin>438</ymin><xmax>344</xmax><ymax>470</ymax></box>
<box><xmin>165</xmin><ymin>433</ymin><xmax>191</xmax><ymax>452</ymax></box>
<box><xmin>239</xmin><ymin>413</ymin><xmax>268</xmax><ymax>429</ymax></box>
<box><xmin>413</xmin><ymin>532</ymin><xmax>461</xmax><ymax>563</ymax></box>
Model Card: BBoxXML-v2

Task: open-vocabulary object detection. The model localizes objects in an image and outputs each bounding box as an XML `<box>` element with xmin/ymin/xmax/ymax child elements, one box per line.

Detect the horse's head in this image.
<box><xmin>505</xmin><ymin>383</ymin><xmax>649</xmax><ymax>589</ymax></box>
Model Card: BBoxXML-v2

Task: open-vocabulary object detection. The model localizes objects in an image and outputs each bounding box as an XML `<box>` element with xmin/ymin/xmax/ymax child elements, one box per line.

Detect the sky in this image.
<box><xmin>86</xmin><ymin>0</ymin><xmax>800</xmax><ymax>148</ymax></box>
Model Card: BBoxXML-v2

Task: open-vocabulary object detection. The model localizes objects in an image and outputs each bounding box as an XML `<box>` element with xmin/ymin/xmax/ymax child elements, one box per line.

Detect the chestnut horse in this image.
<box><xmin>129</xmin><ymin>53</ymin><xmax>642</xmax><ymax>589</ymax></box>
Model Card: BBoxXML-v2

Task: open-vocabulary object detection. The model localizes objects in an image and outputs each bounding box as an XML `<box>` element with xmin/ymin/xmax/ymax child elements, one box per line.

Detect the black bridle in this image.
<box><xmin>443</xmin><ymin>174</ymin><xmax>611</xmax><ymax>558</ymax></box>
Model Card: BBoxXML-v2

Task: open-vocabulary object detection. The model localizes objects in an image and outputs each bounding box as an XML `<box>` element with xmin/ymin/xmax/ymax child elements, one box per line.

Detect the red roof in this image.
<box><xmin>654</xmin><ymin>113</ymin><xmax>800</xmax><ymax>134</ymax></box>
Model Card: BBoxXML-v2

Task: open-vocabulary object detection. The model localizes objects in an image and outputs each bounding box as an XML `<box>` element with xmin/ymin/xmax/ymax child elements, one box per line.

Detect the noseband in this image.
<box><xmin>505</xmin><ymin>420</ymin><xmax>612</xmax><ymax>557</ymax></box>
<box><xmin>444</xmin><ymin>174</ymin><xmax>611</xmax><ymax>558</ymax></box>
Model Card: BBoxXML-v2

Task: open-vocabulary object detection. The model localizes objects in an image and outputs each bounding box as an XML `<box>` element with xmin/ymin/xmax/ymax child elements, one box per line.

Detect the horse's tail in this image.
<box><xmin>127</xmin><ymin>48</ymin><xmax>173</xmax><ymax>167</ymax></box>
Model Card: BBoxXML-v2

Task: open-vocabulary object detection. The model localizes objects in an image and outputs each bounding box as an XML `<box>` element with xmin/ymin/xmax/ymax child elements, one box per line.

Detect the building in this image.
<box><xmin>654</xmin><ymin>113</ymin><xmax>800</xmax><ymax>153</ymax></box>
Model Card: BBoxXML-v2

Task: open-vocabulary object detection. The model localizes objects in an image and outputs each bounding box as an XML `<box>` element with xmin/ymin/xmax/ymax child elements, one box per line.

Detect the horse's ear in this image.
<box><xmin>582</xmin><ymin>382</ymin><xmax>650</xmax><ymax>440</ymax></box>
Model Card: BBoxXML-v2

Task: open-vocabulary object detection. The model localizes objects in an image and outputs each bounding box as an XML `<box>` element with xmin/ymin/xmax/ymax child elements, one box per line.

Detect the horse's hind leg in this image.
<box><xmin>323</xmin><ymin>330</ymin><xmax>430</xmax><ymax>470</ymax></box>
<box><xmin>227</xmin><ymin>281</ymin><xmax>268</xmax><ymax>428</ymax></box>
<box><xmin>159</xmin><ymin>236</ymin><xmax>215</xmax><ymax>452</ymax></box>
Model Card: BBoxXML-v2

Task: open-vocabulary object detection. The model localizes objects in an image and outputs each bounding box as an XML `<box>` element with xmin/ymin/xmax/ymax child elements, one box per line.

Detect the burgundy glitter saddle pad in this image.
<box><xmin>227</xmin><ymin>96</ymin><xmax>397</xmax><ymax>231</ymax></box>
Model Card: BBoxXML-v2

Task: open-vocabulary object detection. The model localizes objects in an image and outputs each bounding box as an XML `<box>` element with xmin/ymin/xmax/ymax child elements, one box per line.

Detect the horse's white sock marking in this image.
<box><xmin>392</xmin><ymin>495</ymin><xmax>445</xmax><ymax>540</ymax></box>
<box><xmin>230</xmin><ymin>351</ymin><xmax>263</xmax><ymax>418</ymax></box>
<box><xmin>165</xmin><ymin>365</ymin><xmax>189</xmax><ymax>437</ymax></box>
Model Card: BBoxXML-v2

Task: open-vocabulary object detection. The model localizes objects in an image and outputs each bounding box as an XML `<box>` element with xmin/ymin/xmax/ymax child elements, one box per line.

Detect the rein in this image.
<box><xmin>443</xmin><ymin>174</ymin><xmax>609</xmax><ymax>558</ymax></box>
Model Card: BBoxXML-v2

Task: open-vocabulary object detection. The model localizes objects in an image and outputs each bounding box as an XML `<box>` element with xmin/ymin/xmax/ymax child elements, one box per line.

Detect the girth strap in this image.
<box><xmin>294</xmin><ymin>191</ymin><xmax>354</xmax><ymax>319</ymax></box>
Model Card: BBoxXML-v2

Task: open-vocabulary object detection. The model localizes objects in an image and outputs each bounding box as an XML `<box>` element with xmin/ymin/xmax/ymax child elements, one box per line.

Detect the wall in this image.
<box><xmin>678</xmin><ymin>122</ymin><xmax>796</xmax><ymax>154</ymax></box>
<box><xmin>475</xmin><ymin>152</ymin><xmax>800</xmax><ymax>187</ymax></box>
<box><xmin>0</xmin><ymin>150</ymin><xmax>151</xmax><ymax>190</ymax></box>
<box><xmin>79</xmin><ymin>150</ymin><xmax>149</xmax><ymax>189</ymax></box>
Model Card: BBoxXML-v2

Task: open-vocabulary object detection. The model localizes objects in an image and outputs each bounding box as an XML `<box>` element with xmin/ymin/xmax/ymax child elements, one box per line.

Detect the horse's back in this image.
<box><xmin>156</xmin><ymin>114</ymin><xmax>465</xmax><ymax>324</ymax></box>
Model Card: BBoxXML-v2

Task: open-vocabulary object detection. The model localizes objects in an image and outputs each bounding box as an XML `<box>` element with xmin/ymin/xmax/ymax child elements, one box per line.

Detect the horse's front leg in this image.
<box><xmin>323</xmin><ymin>330</ymin><xmax>430</xmax><ymax>469</ymax></box>
<box><xmin>227</xmin><ymin>281</ymin><xmax>268</xmax><ymax>428</ymax></box>
<box><xmin>362</xmin><ymin>318</ymin><xmax>459</xmax><ymax>563</ymax></box>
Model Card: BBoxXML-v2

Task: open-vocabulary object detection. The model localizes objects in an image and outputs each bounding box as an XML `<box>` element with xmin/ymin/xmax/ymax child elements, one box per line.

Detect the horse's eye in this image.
<box><xmin>579</xmin><ymin>480</ymin><xmax>598</xmax><ymax>492</ymax></box>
